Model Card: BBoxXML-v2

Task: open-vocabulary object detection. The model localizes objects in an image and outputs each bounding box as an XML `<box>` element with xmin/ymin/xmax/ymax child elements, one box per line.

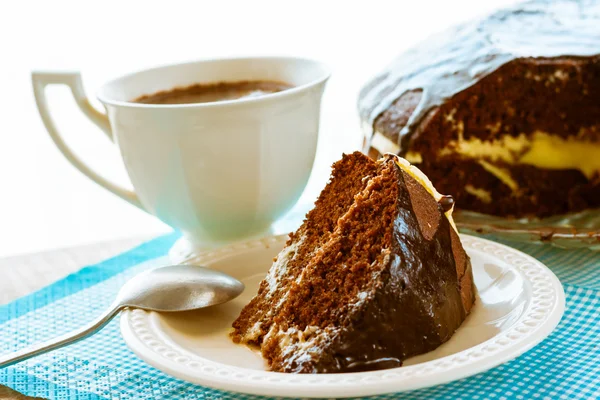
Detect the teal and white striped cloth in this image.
<box><xmin>1</xmin><ymin>226</ymin><xmax>599</xmax><ymax>399</ymax></box>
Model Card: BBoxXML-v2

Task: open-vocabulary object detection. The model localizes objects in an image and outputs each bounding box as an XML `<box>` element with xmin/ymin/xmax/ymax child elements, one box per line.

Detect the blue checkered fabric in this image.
<box><xmin>1</xmin><ymin>226</ymin><xmax>599</xmax><ymax>399</ymax></box>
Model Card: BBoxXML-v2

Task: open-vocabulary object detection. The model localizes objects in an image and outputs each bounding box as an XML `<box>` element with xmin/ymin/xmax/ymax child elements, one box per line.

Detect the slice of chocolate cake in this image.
<box><xmin>231</xmin><ymin>152</ymin><xmax>475</xmax><ymax>373</ymax></box>
<box><xmin>359</xmin><ymin>0</ymin><xmax>600</xmax><ymax>218</ymax></box>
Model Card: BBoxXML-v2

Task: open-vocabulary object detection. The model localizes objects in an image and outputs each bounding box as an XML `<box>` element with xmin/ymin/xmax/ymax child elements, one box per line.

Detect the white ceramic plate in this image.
<box><xmin>120</xmin><ymin>234</ymin><xmax>565</xmax><ymax>398</ymax></box>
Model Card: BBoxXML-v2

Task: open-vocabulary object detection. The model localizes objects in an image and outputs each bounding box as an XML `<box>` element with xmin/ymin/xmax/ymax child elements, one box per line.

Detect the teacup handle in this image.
<box><xmin>31</xmin><ymin>71</ymin><xmax>143</xmax><ymax>210</ymax></box>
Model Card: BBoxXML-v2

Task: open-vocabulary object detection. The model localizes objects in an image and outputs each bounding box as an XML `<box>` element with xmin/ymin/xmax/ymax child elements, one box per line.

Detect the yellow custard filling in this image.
<box><xmin>441</xmin><ymin>131</ymin><xmax>600</xmax><ymax>179</ymax></box>
<box><xmin>519</xmin><ymin>134</ymin><xmax>600</xmax><ymax>178</ymax></box>
<box><xmin>370</xmin><ymin>132</ymin><xmax>422</xmax><ymax>163</ymax></box>
<box><xmin>370</xmin><ymin>131</ymin><xmax>401</xmax><ymax>155</ymax></box>
<box><xmin>464</xmin><ymin>185</ymin><xmax>492</xmax><ymax>204</ymax></box>
<box><xmin>370</xmin><ymin>130</ymin><xmax>600</xmax><ymax>193</ymax></box>
<box><xmin>477</xmin><ymin>160</ymin><xmax>519</xmax><ymax>191</ymax></box>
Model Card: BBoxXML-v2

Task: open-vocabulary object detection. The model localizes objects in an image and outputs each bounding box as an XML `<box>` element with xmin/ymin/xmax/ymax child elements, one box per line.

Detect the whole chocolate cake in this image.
<box><xmin>232</xmin><ymin>152</ymin><xmax>475</xmax><ymax>373</ymax></box>
<box><xmin>359</xmin><ymin>0</ymin><xmax>600</xmax><ymax>218</ymax></box>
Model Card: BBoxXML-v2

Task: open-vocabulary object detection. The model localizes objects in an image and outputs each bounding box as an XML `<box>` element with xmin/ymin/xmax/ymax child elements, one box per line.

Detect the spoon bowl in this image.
<box><xmin>118</xmin><ymin>265</ymin><xmax>245</xmax><ymax>312</ymax></box>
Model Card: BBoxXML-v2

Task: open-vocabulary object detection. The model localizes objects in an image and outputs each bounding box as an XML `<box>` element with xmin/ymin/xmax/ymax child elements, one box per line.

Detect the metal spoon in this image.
<box><xmin>0</xmin><ymin>265</ymin><xmax>244</xmax><ymax>368</ymax></box>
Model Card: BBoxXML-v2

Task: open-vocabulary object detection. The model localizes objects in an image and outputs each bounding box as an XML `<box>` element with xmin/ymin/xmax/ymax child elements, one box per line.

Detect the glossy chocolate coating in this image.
<box><xmin>310</xmin><ymin>161</ymin><xmax>474</xmax><ymax>373</ymax></box>
<box><xmin>439</xmin><ymin>195</ymin><xmax>455</xmax><ymax>212</ymax></box>
<box><xmin>358</xmin><ymin>0</ymin><xmax>600</xmax><ymax>151</ymax></box>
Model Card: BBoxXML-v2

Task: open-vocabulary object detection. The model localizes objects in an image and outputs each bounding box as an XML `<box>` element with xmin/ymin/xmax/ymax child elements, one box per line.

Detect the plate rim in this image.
<box><xmin>120</xmin><ymin>233</ymin><xmax>565</xmax><ymax>398</ymax></box>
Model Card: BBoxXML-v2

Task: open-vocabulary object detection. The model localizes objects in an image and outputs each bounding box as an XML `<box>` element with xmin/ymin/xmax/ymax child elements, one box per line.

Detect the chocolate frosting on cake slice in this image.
<box><xmin>231</xmin><ymin>152</ymin><xmax>475</xmax><ymax>373</ymax></box>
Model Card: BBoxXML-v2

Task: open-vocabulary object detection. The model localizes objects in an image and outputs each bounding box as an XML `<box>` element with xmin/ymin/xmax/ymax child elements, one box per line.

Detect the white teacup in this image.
<box><xmin>32</xmin><ymin>57</ymin><xmax>330</xmax><ymax>249</ymax></box>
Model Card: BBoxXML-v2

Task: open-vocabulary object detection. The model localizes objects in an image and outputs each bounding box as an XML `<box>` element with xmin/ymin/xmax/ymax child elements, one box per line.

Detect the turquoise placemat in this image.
<box><xmin>1</xmin><ymin>230</ymin><xmax>599</xmax><ymax>399</ymax></box>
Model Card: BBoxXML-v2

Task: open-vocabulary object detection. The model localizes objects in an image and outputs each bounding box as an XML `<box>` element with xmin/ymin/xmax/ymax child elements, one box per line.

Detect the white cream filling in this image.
<box><xmin>240</xmin><ymin>236</ymin><xmax>306</xmax><ymax>343</ymax></box>
<box><xmin>265</xmin><ymin>237</ymin><xmax>304</xmax><ymax>295</ymax></box>
<box><xmin>244</xmin><ymin>321</ymin><xmax>264</xmax><ymax>342</ymax></box>
<box><xmin>271</xmin><ymin>324</ymin><xmax>339</xmax><ymax>370</ymax></box>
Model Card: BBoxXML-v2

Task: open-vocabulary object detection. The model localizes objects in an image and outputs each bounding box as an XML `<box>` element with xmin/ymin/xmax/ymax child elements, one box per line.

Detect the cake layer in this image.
<box><xmin>232</xmin><ymin>153</ymin><xmax>475</xmax><ymax>373</ymax></box>
<box><xmin>231</xmin><ymin>153</ymin><xmax>378</xmax><ymax>344</ymax></box>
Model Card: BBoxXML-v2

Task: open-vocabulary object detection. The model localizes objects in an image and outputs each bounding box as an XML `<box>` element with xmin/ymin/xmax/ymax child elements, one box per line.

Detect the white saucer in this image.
<box><xmin>120</xmin><ymin>234</ymin><xmax>565</xmax><ymax>398</ymax></box>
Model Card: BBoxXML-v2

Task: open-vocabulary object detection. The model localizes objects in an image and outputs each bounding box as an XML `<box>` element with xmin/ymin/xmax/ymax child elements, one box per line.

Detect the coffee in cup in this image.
<box><xmin>134</xmin><ymin>80</ymin><xmax>294</xmax><ymax>105</ymax></box>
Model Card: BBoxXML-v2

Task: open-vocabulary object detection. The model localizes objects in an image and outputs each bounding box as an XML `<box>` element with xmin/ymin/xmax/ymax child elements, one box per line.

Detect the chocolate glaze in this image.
<box><xmin>316</xmin><ymin>162</ymin><xmax>472</xmax><ymax>373</ymax></box>
<box><xmin>358</xmin><ymin>0</ymin><xmax>600</xmax><ymax>151</ymax></box>
<box><xmin>439</xmin><ymin>195</ymin><xmax>455</xmax><ymax>212</ymax></box>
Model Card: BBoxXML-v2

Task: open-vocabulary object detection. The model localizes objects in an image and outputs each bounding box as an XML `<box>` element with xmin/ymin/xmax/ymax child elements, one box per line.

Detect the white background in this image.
<box><xmin>0</xmin><ymin>0</ymin><xmax>515</xmax><ymax>257</ymax></box>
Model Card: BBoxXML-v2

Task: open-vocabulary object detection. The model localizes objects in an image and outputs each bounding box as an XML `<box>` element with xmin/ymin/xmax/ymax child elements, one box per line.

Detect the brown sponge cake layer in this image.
<box><xmin>231</xmin><ymin>153</ymin><xmax>378</xmax><ymax>344</ymax></box>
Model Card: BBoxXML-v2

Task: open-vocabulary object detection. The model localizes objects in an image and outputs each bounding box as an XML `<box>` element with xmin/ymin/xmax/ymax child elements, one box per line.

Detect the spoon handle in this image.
<box><xmin>0</xmin><ymin>303</ymin><xmax>122</xmax><ymax>368</ymax></box>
